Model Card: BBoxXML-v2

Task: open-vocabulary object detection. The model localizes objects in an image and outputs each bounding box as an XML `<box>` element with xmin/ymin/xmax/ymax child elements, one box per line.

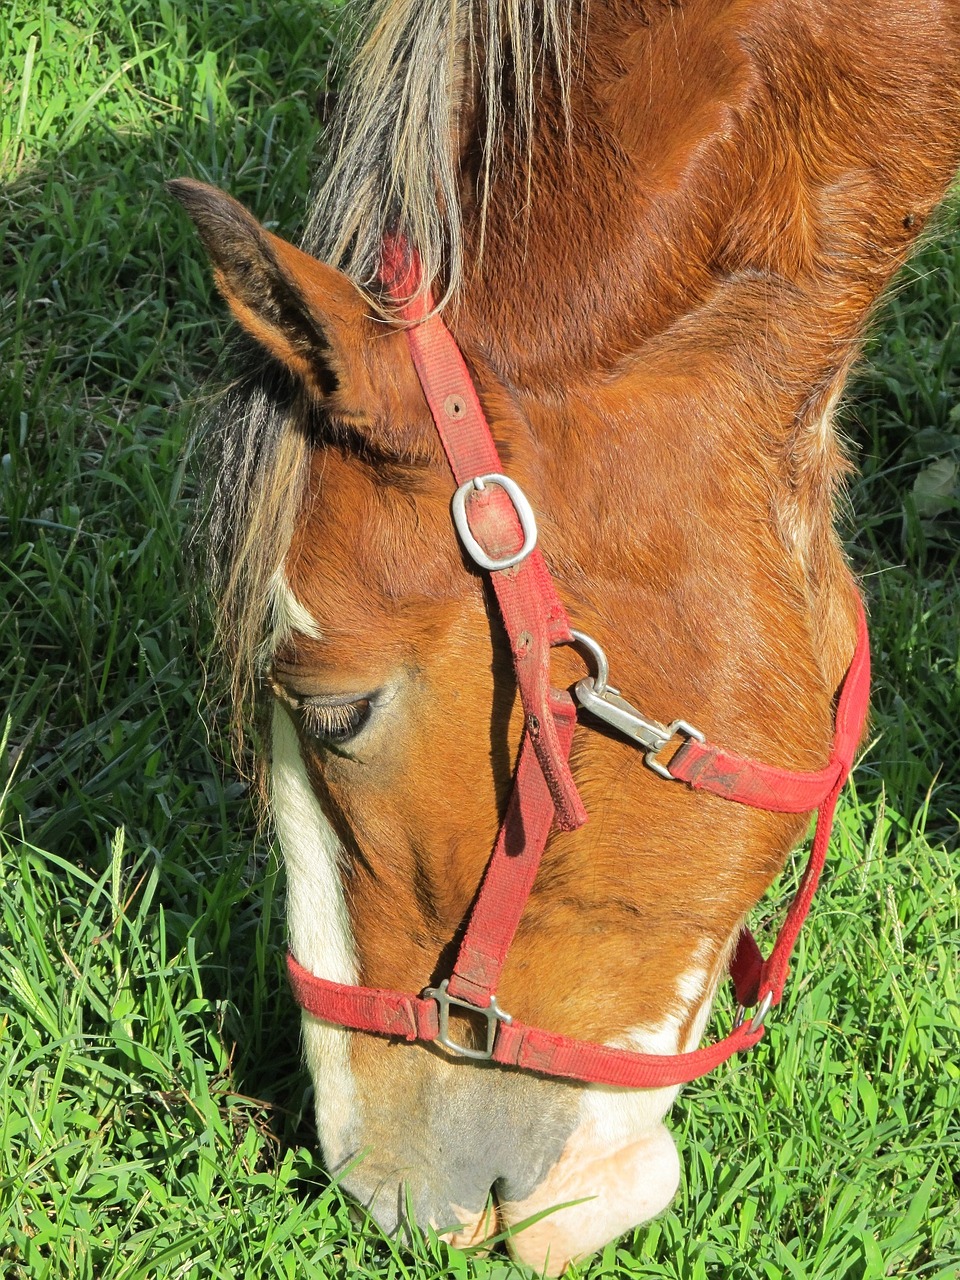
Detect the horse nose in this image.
<box><xmin>499</xmin><ymin>1123</ymin><xmax>680</xmax><ymax>1275</ymax></box>
<box><xmin>338</xmin><ymin>1118</ymin><xmax>680</xmax><ymax>1278</ymax></box>
<box><xmin>325</xmin><ymin>1038</ymin><xmax>580</xmax><ymax>1253</ymax></box>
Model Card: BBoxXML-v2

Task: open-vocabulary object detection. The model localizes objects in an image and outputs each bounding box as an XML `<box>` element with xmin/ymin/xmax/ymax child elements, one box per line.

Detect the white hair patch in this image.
<box><xmin>270</xmin><ymin>704</ymin><xmax>359</xmax><ymax>1165</ymax></box>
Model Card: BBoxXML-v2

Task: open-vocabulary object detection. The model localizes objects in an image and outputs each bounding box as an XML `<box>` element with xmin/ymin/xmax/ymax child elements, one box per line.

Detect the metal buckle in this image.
<box><xmin>734</xmin><ymin>989</ymin><xmax>774</xmax><ymax>1034</ymax></box>
<box><xmin>422</xmin><ymin>978</ymin><xmax>513</xmax><ymax>1061</ymax></box>
<box><xmin>643</xmin><ymin>719</ymin><xmax>707</xmax><ymax>780</ymax></box>
<box><xmin>451</xmin><ymin>473</ymin><xmax>539</xmax><ymax>572</ymax></box>
<box><xmin>570</xmin><ymin>631</ymin><xmax>704</xmax><ymax>779</ymax></box>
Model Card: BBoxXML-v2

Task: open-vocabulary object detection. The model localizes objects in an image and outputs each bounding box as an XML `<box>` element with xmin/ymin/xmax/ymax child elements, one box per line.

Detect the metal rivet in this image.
<box><xmin>444</xmin><ymin>394</ymin><xmax>466</xmax><ymax>419</ymax></box>
<box><xmin>527</xmin><ymin>713</ymin><xmax>540</xmax><ymax>735</ymax></box>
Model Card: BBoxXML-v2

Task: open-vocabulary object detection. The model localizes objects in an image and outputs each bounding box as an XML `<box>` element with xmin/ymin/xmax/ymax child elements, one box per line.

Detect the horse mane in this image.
<box><xmin>205</xmin><ymin>0</ymin><xmax>573</xmax><ymax>749</ymax></box>
<box><xmin>303</xmin><ymin>0</ymin><xmax>574</xmax><ymax>305</ymax></box>
<box><xmin>201</xmin><ymin>357</ymin><xmax>306</xmax><ymax>761</ymax></box>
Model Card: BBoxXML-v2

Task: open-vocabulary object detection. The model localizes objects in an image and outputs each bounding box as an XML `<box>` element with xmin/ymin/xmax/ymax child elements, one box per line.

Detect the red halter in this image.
<box><xmin>286</xmin><ymin>241</ymin><xmax>871</xmax><ymax>1089</ymax></box>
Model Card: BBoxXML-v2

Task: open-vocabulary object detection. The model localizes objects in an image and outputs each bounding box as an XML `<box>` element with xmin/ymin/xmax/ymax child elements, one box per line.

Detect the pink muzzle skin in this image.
<box><xmin>286</xmin><ymin>236</ymin><xmax>871</xmax><ymax>1091</ymax></box>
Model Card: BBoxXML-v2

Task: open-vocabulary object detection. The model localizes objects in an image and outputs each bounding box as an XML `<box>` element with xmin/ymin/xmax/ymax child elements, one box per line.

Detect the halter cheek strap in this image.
<box><xmin>285</xmin><ymin>240</ymin><xmax>871</xmax><ymax>1090</ymax></box>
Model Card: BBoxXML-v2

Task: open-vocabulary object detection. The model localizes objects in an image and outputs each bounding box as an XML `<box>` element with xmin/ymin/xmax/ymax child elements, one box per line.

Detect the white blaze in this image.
<box><xmin>270</xmin><ymin>703</ymin><xmax>359</xmax><ymax>1166</ymax></box>
<box><xmin>266</xmin><ymin>567</ymin><xmax>322</xmax><ymax>649</ymax></box>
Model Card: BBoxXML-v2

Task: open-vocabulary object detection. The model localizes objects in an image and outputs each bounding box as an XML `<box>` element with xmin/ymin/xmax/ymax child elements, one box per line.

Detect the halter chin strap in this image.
<box><xmin>286</xmin><ymin>240</ymin><xmax>871</xmax><ymax>1090</ymax></box>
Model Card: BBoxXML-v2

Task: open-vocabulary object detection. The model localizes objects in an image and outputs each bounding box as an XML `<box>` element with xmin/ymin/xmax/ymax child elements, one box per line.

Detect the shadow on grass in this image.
<box><xmin>0</xmin><ymin>0</ymin><xmax>338</xmax><ymax>1174</ymax></box>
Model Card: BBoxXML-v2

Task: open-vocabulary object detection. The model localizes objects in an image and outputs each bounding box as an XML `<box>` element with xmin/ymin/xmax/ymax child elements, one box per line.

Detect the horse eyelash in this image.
<box><xmin>298</xmin><ymin>698</ymin><xmax>371</xmax><ymax>744</ymax></box>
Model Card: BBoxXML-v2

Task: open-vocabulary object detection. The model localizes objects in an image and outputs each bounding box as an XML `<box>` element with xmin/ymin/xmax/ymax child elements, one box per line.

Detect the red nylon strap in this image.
<box><xmin>489</xmin><ymin>1012</ymin><xmax>766</xmax><ymax>1086</ymax></box>
<box><xmin>668</xmin><ymin>744</ymin><xmax>844</xmax><ymax>812</ymax></box>
<box><xmin>729</xmin><ymin>927</ymin><xmax>765</xmax><ymax>1009</ymax></box>
<box><xmin>288</xmin><ymin>952</ymin><xmax>441</xmax><ymax>1042</ymax></box>
<box><xmin>755</xmin><ymin>598</ymin><xmax>870</xmax><ymax>1004</ymax></box>
<box><xmin>288</xmin><ymin>950</ymin><xmax>767</xmax><ymax>1087</ymax></box>
<box><xmin>380</xmin><ymin>236</ymin><xmax>586</xmax><ymax>833</ymax></box>
<box><xmin>446</xmin><ymin>690</ymin><xmax>577</xmax><ymax>1004</ymax></box>
<box><xmin>285</xmin><ymin>237</ymin><xmax>871</xmax><ymax>1090</ymax></box>
<box><xmin>668</xmin><ymin>602</ymin><xmax>869</xmax><ymax>814</ymax></box>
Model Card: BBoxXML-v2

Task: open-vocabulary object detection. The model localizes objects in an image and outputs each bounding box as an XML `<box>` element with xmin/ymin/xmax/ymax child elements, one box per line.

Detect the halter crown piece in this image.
<box><xmin>286</xmin><ymin>238</ymin><xmax>872</xmax><ymax>1088</ymax></box>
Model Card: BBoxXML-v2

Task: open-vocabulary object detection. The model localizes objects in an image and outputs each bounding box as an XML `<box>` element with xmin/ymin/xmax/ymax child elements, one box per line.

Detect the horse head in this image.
<box><xmin>172</xmin><ymin>0</ymin><xmax>960</xmax><ymax>1270</ymax></box>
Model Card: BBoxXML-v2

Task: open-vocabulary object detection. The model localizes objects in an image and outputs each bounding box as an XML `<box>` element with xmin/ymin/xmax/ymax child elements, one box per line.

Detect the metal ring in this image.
<box><xmin>735</xmin><ymin>989</ymin><xmax>774</xmax><ymax>1034</ymax></box>
<box><xmin>568</xmin><ymin>630</ymin><xmax>611</xmax><ymax>697</ymax></box>
<box><xmin>451</xmin><ymin>473</ymin><xmax>538</xmax><ymax>572</ymax></box>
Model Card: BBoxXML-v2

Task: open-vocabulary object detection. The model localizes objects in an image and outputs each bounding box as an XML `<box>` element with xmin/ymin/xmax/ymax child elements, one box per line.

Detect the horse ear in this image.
<box><xmin>167</xmin><ymin>178</ymin><xmax>428</xmax><ymax>444</ymax></box>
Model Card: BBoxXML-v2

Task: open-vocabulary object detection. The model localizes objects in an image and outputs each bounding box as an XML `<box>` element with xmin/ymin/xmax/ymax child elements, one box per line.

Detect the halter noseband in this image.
<box><xmin>286</xmin><ymin>240</ymin><xmax>871</xmax><ymax>1090</ymax></box>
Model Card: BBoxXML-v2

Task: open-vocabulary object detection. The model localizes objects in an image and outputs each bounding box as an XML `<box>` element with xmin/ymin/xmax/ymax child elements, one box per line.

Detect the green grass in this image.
<box><xmin>1</xmin><ymin>3</ymin><xmax>958</xmax><ymax>1277</ymax></box>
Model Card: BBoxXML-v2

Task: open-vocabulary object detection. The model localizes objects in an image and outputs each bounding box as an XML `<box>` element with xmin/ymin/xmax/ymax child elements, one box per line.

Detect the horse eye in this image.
<box><xmin>297</xmin><ymin>697</ymin><xmax>372</xmax><ymax>745</ymax></box>
<box><xmin>266</xmin><ymin>673</ymin><xmax>376</xmax><ymax>748</ymax></box>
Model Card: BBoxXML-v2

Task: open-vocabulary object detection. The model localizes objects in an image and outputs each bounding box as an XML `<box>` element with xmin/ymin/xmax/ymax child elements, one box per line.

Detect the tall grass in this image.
<box><xmin>1</xmin><ymin>4</ymin><xmax>958</xmax><ymax>1277</ymax></box>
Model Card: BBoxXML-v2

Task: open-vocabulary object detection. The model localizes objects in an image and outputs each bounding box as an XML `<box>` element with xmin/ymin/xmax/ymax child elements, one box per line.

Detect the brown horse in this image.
<box><xmin>172</xmin><ymin>1</ymin><xmax>960</xmax><ymax>1272</ymax></box>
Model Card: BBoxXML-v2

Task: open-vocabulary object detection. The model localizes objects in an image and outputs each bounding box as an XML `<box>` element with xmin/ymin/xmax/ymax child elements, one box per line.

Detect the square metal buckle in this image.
<box><xmin>422</xmin><ymin>978</ymin><xmax>513</xmax><ymax>1060</ymax></box>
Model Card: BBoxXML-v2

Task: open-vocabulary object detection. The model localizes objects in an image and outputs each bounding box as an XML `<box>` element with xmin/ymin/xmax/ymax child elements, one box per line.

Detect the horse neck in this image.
<box><xmin>443</xmin><ymin>0</ymin><xmax>946</xmax><ymax>692</ymax></box>
<box><xmin>451</xmin><ymin>0</ymin><xmax>944</xmax><ymax>384</ymax></box>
